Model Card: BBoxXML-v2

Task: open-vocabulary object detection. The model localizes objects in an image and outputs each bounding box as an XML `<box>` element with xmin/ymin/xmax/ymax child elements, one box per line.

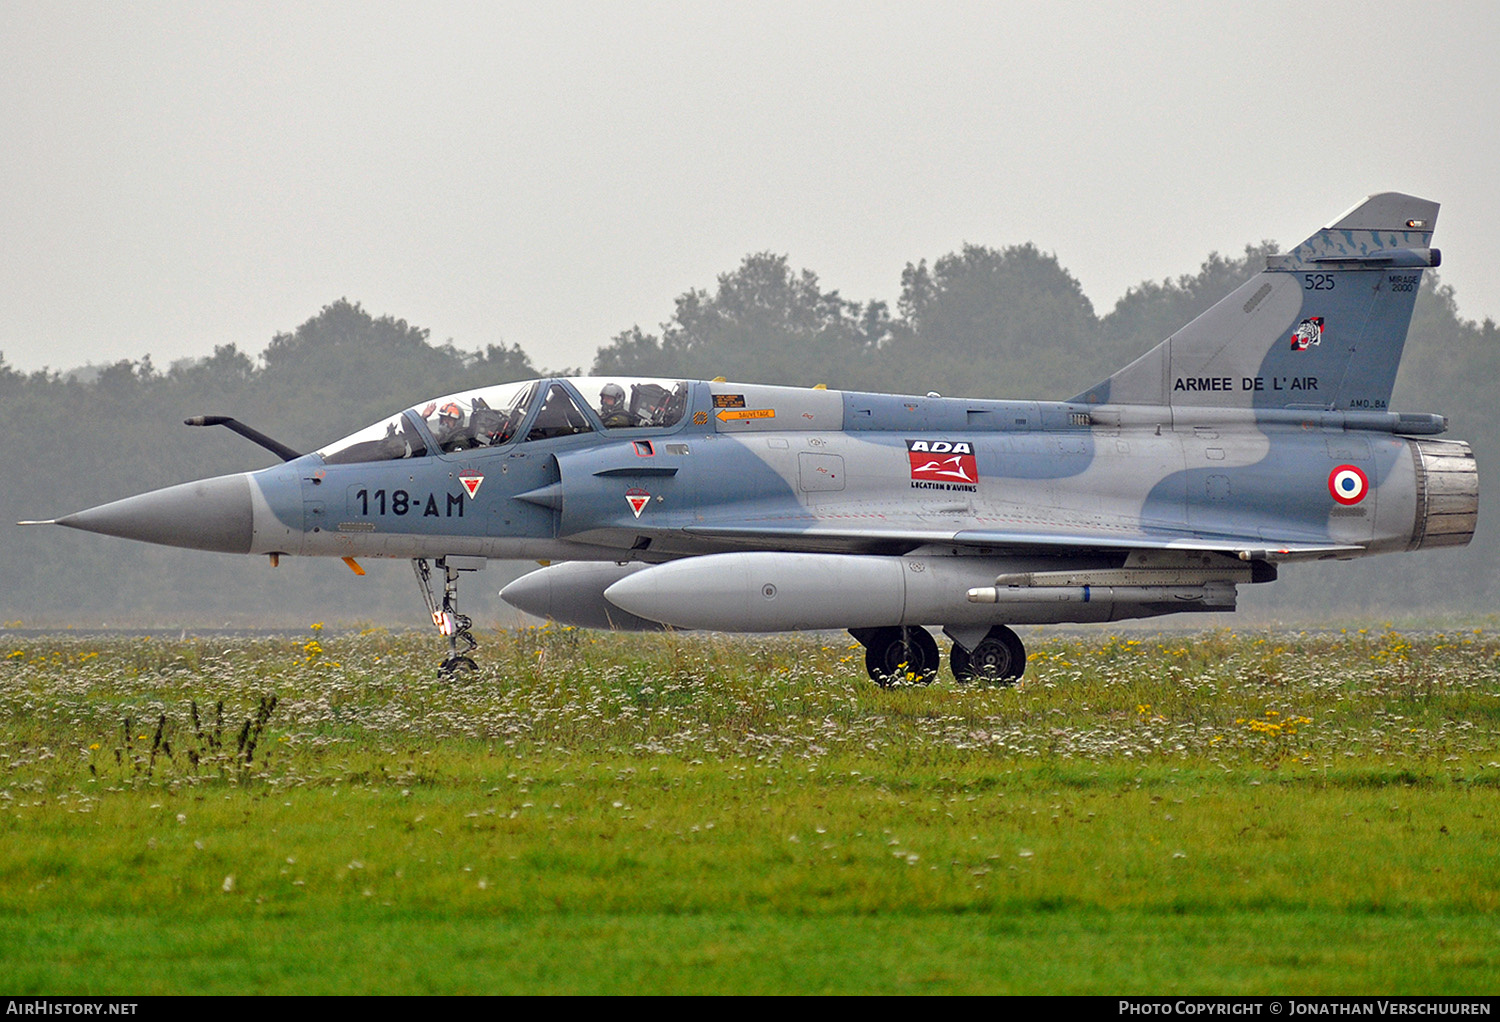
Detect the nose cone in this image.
<box><xmin>56</xmin><ymin>473</ymin><xmax>254</xmax><ymax>554</ymax></box>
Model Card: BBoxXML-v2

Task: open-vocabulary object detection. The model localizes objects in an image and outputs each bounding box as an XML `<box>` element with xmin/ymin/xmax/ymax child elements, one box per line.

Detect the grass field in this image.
<box><xmin>2</xmin><ymin>624</ymin><xmax>1498</xmax><ymax>994</ymax></box>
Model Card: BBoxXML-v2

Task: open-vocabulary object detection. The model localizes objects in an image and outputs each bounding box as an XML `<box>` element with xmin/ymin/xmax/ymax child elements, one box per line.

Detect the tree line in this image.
<box><xmin>2</xmin><ymin>239</ymin><xmax>1494</xmax><ymax>625</ymax></box>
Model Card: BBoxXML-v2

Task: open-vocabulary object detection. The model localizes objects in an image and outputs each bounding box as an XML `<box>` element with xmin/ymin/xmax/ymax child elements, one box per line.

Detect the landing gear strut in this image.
<box><xmin>850</xmin><ymin>626</ymin><xmax>940</xmax><ymax>686</ymax></box>
<box><xmin>949</xmin><ymin>625</ymin><xmax>1026</xmax><ymax>685</ymax></box>
<box><xmin>413</xmin><ymin>556</ymin><xmax>482</xmax><ymax>676</ymax></box>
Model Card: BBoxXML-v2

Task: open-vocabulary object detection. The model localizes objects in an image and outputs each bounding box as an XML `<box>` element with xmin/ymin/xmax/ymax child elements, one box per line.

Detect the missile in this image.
<box><xmin>966</xmin><ymin>583</ymin><xmax>1236</xmax><ymax>609</ymax></box>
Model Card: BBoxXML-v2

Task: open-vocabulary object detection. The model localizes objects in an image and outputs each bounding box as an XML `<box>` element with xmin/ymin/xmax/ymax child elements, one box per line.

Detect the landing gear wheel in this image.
<box><xmin>439</xmin><ymin>655</ymin><xmax>478</xmax><ymax>677</ymax></box>
<box><xmin>949</xmin><ymin>625</ymin><xmax>1026</xmax><ymax>685</ymax></box>
<box><xmin>856</xmin><ymin>626</ymin><xmax>940</xmax><ymax>687</ymax></box>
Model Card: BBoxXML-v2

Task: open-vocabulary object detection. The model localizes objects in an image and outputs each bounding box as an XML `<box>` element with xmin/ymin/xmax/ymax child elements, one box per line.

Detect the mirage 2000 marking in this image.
<box><xmin>24</xmin><ymin>192</ymin><xmax>1479</xmax><ymax>682</ymax></box>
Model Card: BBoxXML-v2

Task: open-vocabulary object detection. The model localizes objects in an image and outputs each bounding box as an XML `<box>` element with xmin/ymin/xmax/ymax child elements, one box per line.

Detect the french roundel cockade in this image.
<box><xmin>1328</xmin><ymin>465</ymin><xmax>1369</xmax><ymax>506</ymax></box>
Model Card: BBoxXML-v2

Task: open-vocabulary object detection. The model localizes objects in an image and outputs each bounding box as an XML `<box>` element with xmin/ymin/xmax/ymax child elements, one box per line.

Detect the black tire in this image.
<box><xmin>950</xmin><ymin>641</ymin><xmax>973</xmax><ymax>683</ymax></box>
<box><xmin>439</xmin><ymin>655</ymin><xmax>478</xmax><ymax>677</ymax></box>
<box><xmin>996</xmin><ymin>626</ymin><xmax>1027</xmax><ymax>680</ymax></box>
<box><xmin>951</xmin><ymin>625</ymin><xmax>1026</xmax><ymax>685</ymax></box>
<box><xmin>863</xmin><ymin>626</ymin><xmax>940</xmax><ymax>686</ymax></box>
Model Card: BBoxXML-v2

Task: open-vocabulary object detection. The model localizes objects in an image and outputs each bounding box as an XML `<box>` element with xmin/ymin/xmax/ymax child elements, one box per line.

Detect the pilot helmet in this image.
<box><xmin>600</xmin><ymin>383</ymin><xmax>625</xmax><ymax>409</ymax></box>
<box><xmin>439</xmin><ymin>402</ymin><xmax>463</xmax><ymax>425</ymax></box>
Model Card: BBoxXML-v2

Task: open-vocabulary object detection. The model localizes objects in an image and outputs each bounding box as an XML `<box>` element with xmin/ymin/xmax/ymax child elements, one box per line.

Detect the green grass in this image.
<box><xmin>1</xmin><ymin>625</ymin><xmax>1498</xmax><ymax>993</ymax></box>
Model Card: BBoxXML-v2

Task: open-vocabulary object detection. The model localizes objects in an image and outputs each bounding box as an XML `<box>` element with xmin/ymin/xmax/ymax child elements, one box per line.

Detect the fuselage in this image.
<box><xmin>209</xmin><ymin>376</ymin><xmax>1468</xmax><ymax>568</ymax></box>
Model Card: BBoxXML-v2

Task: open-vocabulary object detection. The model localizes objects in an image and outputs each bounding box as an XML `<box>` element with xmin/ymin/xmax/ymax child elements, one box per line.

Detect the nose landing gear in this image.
<box><xmin>413</xmin><ymin>556</ymin><xmax>485</xmax><ymax>676</ymax></box>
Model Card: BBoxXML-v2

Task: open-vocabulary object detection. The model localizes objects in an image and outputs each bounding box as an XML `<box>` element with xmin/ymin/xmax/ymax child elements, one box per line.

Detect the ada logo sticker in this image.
<box><xmin>458</xmin><ymin>472</ymin><xmax>484</xmax><ymax>499</ymax></box>
<box><xmin>906</xmin><ymin>440</ymin><xmax>978</xmax><ymax>491</ymax></box>
<box><xmin>625</xmin><ymin>488</ymin><xmax>651</xmax><ymax>518</ymax></box>
<box><xmin>1328</xmin><ymin>464</ymin><xmax>1368</xmax><ymax>505</ymax></box>
<box><xmin>1290</xmin><ymin>316</ymin><xmax>1324</xmax><ymax>351</ymax></box>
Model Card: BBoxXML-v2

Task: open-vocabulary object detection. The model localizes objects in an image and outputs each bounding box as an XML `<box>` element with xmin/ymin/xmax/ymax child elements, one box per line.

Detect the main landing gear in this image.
<box><xmin>850</xmin><ymin>626</ymin><xmax>941</xmax><ymax>686</ymax></box>
<box><xmin>948</xmin><ymin>625</ymin><xmax>1026</xmax><ymax>685</ymax></box>
<box><xmin>413</xmin><ymin>556</ymin><xmax>482</xmax><ymax>677</ymax></box>
<box><xmin>849</xmin><ymin>624</ymin><xmax>1026</xmax><ymax>687</ymax></box>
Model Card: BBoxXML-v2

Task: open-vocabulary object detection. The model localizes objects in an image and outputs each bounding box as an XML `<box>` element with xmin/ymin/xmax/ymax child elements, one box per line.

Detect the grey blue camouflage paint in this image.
<box><xmin>38</xmin><ymin>193</ymin><xmax>1479</xmax><ymax>682</ymax></box>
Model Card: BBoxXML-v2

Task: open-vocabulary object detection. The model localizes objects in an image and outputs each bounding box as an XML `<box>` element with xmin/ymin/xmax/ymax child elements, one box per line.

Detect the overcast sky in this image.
<box><xmin>3</xmin><ymin>1</ymin><xmax>1496</xmax><ymax>376</ymax></box>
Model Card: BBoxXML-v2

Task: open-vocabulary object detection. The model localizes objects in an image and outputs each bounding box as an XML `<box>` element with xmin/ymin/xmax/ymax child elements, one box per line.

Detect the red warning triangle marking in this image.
<box><xmin>625</xmin><ymin>491</ymin><xmax>650</xmax><ymax>518</ymax></box>
<box><xmin>459</xmin><ymin>474</ymin><xmax>483</xmax><ymax>498</ymax></box>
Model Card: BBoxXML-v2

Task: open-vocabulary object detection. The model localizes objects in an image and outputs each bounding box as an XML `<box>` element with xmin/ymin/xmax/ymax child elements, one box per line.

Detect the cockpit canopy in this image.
<box><xmin>318</xmin><ymin>377</ymin><xmax>689</xmax><ymax>465</ymax></box>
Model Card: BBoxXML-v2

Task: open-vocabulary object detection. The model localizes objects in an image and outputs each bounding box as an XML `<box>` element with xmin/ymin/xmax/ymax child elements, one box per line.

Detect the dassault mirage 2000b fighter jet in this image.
<box><xmin>26</xmin><ymin>193</ymin><xmax>1479</xmax><ymax>683</ymax></box>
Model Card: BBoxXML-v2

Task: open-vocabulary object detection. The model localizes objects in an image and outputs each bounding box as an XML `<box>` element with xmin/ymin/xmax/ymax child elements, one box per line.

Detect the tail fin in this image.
<box><xmin>1074</xmin><ymin>192</ymin><xmax>1440</xmax><ymax>412</ymax></box>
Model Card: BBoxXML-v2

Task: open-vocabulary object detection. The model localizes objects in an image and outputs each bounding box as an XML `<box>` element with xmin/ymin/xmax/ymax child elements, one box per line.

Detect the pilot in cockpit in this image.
<box><xmin>598</xmin><ymin>383</ymin><xmax>638</xmax><ymax>428</ymax></box>
<box><xmin>420</xmin><ymin>401</ymin><xmax>468</xmax><ymax>450</ymax></box>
